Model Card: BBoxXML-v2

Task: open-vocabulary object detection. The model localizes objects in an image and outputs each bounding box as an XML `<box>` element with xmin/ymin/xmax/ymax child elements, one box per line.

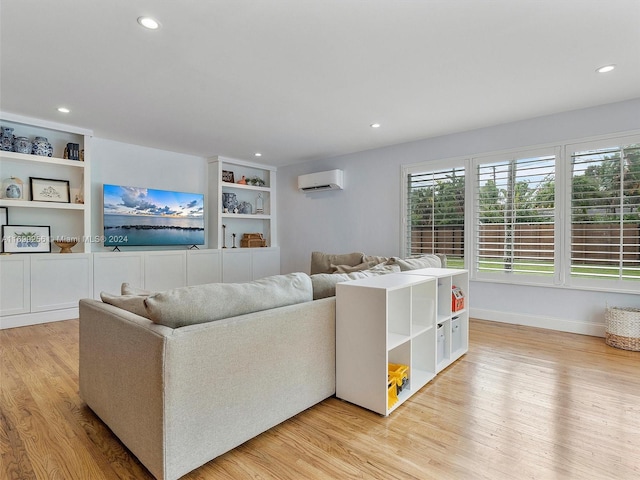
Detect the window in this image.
<box><xmin>474</xmin><ymin>152</ymin><xmax>556</xmax><ymax>277</ymax></box>
<box><xmin>405</xmin><ymin>165</ymin><xmax>465</xmax><ymax>268</ymax></box>
<box><xmin>570</xmin><ymin>142</ymin><xmax>640</xmax><ymax>282</ymax></box>
<box><xmin>401</xmin><ymin>133</ymin><xmax>640</xmax><ymax>292</ymax></box>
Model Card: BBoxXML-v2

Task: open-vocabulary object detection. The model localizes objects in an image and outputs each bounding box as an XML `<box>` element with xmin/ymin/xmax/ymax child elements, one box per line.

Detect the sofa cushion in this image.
<box><xmin>330</xmin><ymin>261</ymin><xmax>378</xmax><ymax>273</ymax></box>
<box><xmin>310</xmin><ymin>264</ymin><xmax>401</xmax><ymax>299</ymax></box>
<box><xmin>311</xmin><ymin>272</ymin><xmax>370</xmax><ymax>300</ymax></box>
<box><xmin>310</xmin><ymin>251</ymin><xmax>364</xmax><ymax>275</ymax></box>
<box><xmin>387</xmin><ymin>254</ymin><xmax>442</xmax><ymax>271</ymax></box>
<box><xmin>100</xmin><ymin>292</ymin><xmax>151</xmax><ymax>318</ymax></box>
<box><xmin>362</xmin><ymin>255</ymin><xmax>390</xmax><ymax>265</ymax></box>
<box><xmin>121</xmin><ymin>283</ymin><xmax>154</xmax><ymax>296</ymax></box>
<box><xmin>144</xmin><ymin>272</ymin><xmax>313</xmax><ymax>328</ymax></box>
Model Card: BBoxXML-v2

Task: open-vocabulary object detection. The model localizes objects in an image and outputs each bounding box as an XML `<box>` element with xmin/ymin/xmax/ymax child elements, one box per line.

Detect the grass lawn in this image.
<box><xmin>445</xmin><ymin>257</ymin><xmax>640</xmax><ymax>280</ymax></box>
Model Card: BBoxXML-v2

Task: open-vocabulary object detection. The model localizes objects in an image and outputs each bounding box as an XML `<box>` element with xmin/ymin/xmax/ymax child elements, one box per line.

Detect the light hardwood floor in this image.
<box><xmin>1</xmin><ymin>318</ymin><xmax>639</xmax><ymax>479</ymax></box>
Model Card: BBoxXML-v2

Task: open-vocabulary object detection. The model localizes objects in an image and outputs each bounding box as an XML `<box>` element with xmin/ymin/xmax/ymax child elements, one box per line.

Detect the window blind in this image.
<box><xmin>571</xmin><ymin>144</ymin><xmax>640</xmax><ymax>281</ymax></box>
<box><xmin>475</xmin><ymin>155</ymin><xmax>555</xmax><ymax>275</ymax></box>
<box><xmin>406</xmin><ymin>167</ymin><xmax>465</xmax><ymax>267</ymax></box>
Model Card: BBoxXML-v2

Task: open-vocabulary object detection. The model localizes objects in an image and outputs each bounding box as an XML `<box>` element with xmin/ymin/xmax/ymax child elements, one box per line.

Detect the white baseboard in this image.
<box><xmin>470</xmin><ymin>308</ymin><xmax>606</xmax><ymax>337</ymax></box>
<box><xmin>0</xmin><ymin>308</ymin><xmax>78</xmax><ymax>330</ymax></box>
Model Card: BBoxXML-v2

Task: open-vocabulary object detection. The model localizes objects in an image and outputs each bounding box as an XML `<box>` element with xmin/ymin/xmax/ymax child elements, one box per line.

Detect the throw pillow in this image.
<box><xmin>366</xmin><ymin>263</ymin><xmax>401</xmax><ymax>274</ymax></box>
<box><xmin>330</xmin><ymin>261</ymin><xmax>378</xmax><ymax>273</ymax></box>
<box><xmin>362</xmin><ymin>255</ymin><xmax>390</xmax><ymax>265</ymax></box>
<box><xmin>100</xmin><ymin>292</ymin><xmax>151</xmax><ymax>318</ymax></box>
<box><xmin>387</xmin><ymin>254</ymin><xmax>442</xmax><ymax>271</ymax></box>
<box><xmin>144</xmin><ymin>272</ymin><xmax>313</xmax><ymax>328</ymax></box>
<box><xmin>121</xmin><ymin>283</ymin><xmax>153</xmax><ymax>296</ymax></box>
<box><xmin>310</xmin><ymin>251</ymin><xmax>364</xmax><ymax>274</ymax></box>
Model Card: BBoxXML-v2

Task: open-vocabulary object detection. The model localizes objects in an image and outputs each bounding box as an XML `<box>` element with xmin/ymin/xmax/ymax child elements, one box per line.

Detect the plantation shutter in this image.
<box><xmin>570</xmin><ymin>144</ymin><xmax>640</xmax><ymax>281</ymax></box>
<box><xmin>406</xmin><ymin>167</ymin><xmax>465</xmax><ymax>266</ymax></box>
<box><xmin>475</xmin><ymin>154</ymin><xmax>556</xmax><ymax>275</ymax></box>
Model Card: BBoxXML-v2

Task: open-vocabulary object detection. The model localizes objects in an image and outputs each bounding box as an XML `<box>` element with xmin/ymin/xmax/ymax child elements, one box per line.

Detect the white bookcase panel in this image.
<box><xmin>30</xmin><ymin>254</ymin><xmax>93</xmax><ymax>312</ymax></box>
<box><xmin>0</xmin><ymin>255</ymin><xmax>30</xmax><ymax>317</ymax></box>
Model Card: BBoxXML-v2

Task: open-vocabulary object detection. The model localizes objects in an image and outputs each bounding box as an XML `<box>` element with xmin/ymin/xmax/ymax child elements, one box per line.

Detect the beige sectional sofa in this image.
<box><xmin>79</xmin><ymin>253</ymin><xmax>444</xmax><ymax>480</ymax></box>
<box><xmin>79</xmin><ymin>273</ymin><xmax>335</xmax><ymax>480</ymax></box>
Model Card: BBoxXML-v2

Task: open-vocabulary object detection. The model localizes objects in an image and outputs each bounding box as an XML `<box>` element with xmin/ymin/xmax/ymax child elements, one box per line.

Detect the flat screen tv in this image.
<box><xmin>103</xmin><ymin>184</ymin><xmax>205</xmax><ymax>247</ymax></box>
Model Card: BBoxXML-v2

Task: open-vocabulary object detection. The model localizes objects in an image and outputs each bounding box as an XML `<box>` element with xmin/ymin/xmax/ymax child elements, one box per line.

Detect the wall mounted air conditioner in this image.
<box><xmin>298</xmin><ymin>169</ymin><xmax>344</xmax><ymax>192</ymax></box>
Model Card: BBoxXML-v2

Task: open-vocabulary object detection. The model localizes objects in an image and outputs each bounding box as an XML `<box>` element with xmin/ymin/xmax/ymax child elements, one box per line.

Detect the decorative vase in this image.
<box><xmin>32</xmin><ymin>136</ymin><xmax>53</xmax><ymax>157</ymax></box>
<box><xmin>13</xmin><ymin>136</ymin><xmax>32</xmax><ymax>154</ymax></box>
<box><xmin>3</xmin><ymin>176</ymin><xmax>24</xmax><ymax>199</ymax></box>
<box><xmin>238</xmin><ymin>201</ymin><xmax>252</xmax><ymax>214</ymax></box>
<box><xmin>0</xmin><ymin>126</ymin><xmax>14</xmax><ymax>151</ymax></box>
<box><xmin>222</xmin><ymin>192</ymin><xmax>238</xmax><ymax>212</ymax></box>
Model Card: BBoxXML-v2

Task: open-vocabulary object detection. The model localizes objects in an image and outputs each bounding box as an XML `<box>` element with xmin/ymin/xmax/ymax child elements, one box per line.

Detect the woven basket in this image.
<box><xmin>605</xmin><ymin>307</ymin><xmax>640</xmax><ymax>351</ymax></box>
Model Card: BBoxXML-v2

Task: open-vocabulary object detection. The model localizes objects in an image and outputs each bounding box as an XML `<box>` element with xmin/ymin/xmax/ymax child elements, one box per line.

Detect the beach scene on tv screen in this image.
<box><xmin>103</xmin><ymin>184</ymin><xmax>205</xmax><ymax>246</ymax></box>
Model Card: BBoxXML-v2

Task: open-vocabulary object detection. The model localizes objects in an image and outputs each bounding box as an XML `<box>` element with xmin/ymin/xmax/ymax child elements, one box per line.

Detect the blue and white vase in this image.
<box><xmin>13</xmin><ymin>136</ymin><xmax>32</xmax><ymax>154</ymax></box>
<box><xmin>32</xmin><ymin>136</ymin><xmax>53</xmax><ymax>157</ymax></box>
<box><xmin>0</xmin><ymin>126</ymin><xmax>14</xmax><ymax>151</ymax></box>
<box><xmin>222</xmin><ymin>192</ymin><xmax>238</xmax><ymax>213</ymax></box>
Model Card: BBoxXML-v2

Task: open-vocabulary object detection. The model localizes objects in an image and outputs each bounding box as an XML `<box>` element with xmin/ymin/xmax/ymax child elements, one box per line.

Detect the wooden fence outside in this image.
<box><xmin>411</xmin><ymin>223</ymin><xmax>640</xmax><ymax>263</ymax></box>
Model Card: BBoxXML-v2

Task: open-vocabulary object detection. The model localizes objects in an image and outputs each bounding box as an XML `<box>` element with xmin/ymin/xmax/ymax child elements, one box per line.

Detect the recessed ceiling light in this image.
<box><xmin>254</xmin><ymin>153</ymin><xmax>262</xmax><ymax>157</ymax></box>
<box><xmin>137</xmin><ymin>16</ymin><xmax>160</xmax><ymax>29</ymax></box>
<box><xmin>370</xmin><ymin>123</ymin><xmax>381</xmax><ymax>128</ymax></box>
<box><xmin>57</xmin><ymin>107</ymin><xmax>70</xmax><ymax>113</ymax></box>
<box><xmin>596</xmin><ymin>64</ymin><xmax>615</xmax><ymax>73</ymax></box>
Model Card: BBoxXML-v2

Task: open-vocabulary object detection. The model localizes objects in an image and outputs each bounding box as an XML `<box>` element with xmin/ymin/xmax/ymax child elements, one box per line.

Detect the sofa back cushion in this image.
<box><xmin>100</xmin><ymin>292</ymin><xmax>151</xmax><ymax>318</ymax></box>
<box><xmin>310</xmin><ymin>264</ymin><xmax>400</xmax><ymax>300</ymax></box>
<box><xmin>387</xmin><ymin>254</ymin><xmax>442</xmax><ymax>271</ymax></box>
<box><xmin>310</xmin><ymin>251</ymin><xmax>364</xmax><ymax>275</ymax></box>
<box><xmin>144</xmin><ymin>272</ymin><xmax>313</xmax><ymax>328</ymax></box>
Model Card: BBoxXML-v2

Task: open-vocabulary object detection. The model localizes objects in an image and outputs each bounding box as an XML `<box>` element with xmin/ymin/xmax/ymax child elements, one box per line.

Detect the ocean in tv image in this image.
<box><xmin>103</xmin><ymin>184</ymin><xmax>205</xmax><ymax>246</ymax></box>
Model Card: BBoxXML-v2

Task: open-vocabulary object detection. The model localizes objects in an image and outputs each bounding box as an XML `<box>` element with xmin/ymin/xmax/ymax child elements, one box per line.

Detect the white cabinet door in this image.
<box><xmin>0</xmin><ymin>255</ymin><xmax>30</xmax><ymax>316</ymax></box>
<box><xmin>93</xmin><ymin>252</ymin><xmax>145</xmax><ymax>298</ymax></box>
<box><xmin>144</xmin><ymin>251</ymin><xmax>187</xmax><ymax>292</ymax></box>
<box><xmin>31</xmin><ymin>254</ymin><xmax>93</xmax><ymax>312</ymax></box>
<box><xmin>251</xmin><ymin>247</ymin><xmax>280</xmax><ymax>279</ymax></box>
<box><xmin>222</xmin><ymin>249</ymin><xmax>252</xmax><ymax>283</ymax></box>
<box><xmin>187</xmin><ymin>249</ymin><xmax>221</xmax><ymax>285</ymax></box>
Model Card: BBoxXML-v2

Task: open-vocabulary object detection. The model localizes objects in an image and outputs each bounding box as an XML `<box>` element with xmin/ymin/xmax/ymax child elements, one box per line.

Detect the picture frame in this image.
<box><xmin>222</xmin><ymin>170</ymin><xmax>235</xmax><ymax>183</ymax></box>
<box><xmin>2</xmin><ymin>225</ymin><xmax>51</xmax><ymax>253</ymax></box>
<box><xmin>30</xmin><ymin>177</ymin><xmax>70</xmax><ymax>203</ymax></box>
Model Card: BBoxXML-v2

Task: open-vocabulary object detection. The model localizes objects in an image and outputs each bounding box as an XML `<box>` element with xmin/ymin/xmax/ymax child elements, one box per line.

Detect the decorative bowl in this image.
<box><xmin>54</xmin><ymin>240</ymin><xmax>77</xmax><ymax>253</ymax></box>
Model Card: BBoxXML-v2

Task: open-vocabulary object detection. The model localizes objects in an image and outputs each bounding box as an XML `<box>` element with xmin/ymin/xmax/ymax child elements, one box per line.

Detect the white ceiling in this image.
<box><xmin>1</xmin><ymin>0</ymin><xmax>639</xmax><ymax>167</ymax></box>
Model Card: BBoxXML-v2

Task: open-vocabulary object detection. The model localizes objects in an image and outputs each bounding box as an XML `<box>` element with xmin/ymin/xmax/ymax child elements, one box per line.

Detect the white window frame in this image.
<box><xmin>470</xmin><ymin>146</ymin><xmax>561</xmax><ymax>287</ymax></box>
<box><xmin>400</xmin><ymin>130</ymin><xmax>640</xmax><ymax>294</ymax></box>
<box><xmin>401</xmin><ymin>158</ymin><xmax>469</xmax><ymax>263</ymax></box>
<box><xmin>562</xmin><ymin>133</ymin><xmax>640</xmax><ymax>293</ymax></box>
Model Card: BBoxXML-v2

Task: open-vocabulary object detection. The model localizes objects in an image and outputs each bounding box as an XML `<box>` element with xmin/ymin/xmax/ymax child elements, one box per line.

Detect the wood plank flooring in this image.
<box><xmin>1</xmin><ymin>319</ymin><xmax>639</xmax><ymax>479</ymax></box>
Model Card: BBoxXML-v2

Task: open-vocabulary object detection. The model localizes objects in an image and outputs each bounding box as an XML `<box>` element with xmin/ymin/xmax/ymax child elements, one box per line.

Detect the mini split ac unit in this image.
<box><xmin>298</xmin><ymin>169</ymin><xmax>344</xmax><ymax>192</ymax></box>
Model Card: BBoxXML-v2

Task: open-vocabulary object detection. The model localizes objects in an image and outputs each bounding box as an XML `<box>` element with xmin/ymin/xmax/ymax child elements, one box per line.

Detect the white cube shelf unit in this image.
<box><xmin>402</xmin><ymin>268</ymin><xmax>469</xmax><ymax>373</ymax></box>
<box><xmin>336</xmin><ymin>273</ymin><xmax>438</xmax><ymax>416</ymax></box>
<box><xmin>336</xmin><ymin>268</ymin><xmax>469</xmax><ymax>416</ymax></box>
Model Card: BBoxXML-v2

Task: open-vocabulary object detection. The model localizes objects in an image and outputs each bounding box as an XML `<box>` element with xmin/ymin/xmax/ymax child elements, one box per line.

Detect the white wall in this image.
<box><xmin>277</xmin><ymin>98</ymin><xmax>640</xmax><ymax>336</ymax></box>
<box><xmin>90</xmin><ymin>138</ymin><xmax>207</xmax><ymax>251</ymax></box>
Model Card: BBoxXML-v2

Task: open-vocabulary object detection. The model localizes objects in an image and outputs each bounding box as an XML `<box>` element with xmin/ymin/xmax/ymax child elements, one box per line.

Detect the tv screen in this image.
<box><xmin>103</xmin><ymin>184</ymin><xmax>205</xmax><ymax>246</ymax></box>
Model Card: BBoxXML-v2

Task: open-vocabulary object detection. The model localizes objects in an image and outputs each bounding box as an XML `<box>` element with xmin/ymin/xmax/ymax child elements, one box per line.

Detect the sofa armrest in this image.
<box><xmin>79</xmin><ymin>299</ymin><xmax>173</xmax><ymax>479</ymax></box>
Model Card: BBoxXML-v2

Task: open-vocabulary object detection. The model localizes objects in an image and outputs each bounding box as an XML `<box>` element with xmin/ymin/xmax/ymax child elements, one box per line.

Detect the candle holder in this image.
<box><xmin>222</xmin><ymin>224</ymin><xmax>227</xmax><ymax>248</ymax></box>
<box><xmin>232</xmin><ymin>233</ymin><xmax>237</xmax><ymax>248</ymax></box>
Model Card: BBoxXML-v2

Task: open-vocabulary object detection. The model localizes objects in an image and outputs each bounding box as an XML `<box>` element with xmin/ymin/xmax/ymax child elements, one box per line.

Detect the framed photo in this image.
<box><xmin>2</xmin><ymin>225</ymin><xmax>51</xmax><ymax>253</ymax></box>
<box><xmin>222</xmin><ymin>170</ymin><xmax>235</xmax><ymax>183</ymax></box>
<box><xmin>30</xmin><ymin>177</ymin><xmax>70</xmax><ymax>203</ymax></box>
